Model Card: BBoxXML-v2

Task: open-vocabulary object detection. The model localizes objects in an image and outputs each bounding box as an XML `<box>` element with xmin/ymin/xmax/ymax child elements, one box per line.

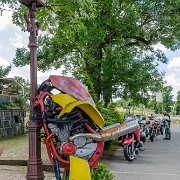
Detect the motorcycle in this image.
<box><xmin>119</xmin><ymin>116</ymin><xmax>140</xmax><ymax>162</ymax></box>
<box><xmin>149</xmin><ymin>117</ymin><xmax>163</xmax><ymax>142</ymax></box>
<box><xmin>35</xmin><ymin>75</ymin><xmax>139</xmax><ymax>179</ymax></box>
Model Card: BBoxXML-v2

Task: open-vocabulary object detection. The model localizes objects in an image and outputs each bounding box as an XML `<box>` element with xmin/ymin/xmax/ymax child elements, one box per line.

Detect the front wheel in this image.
<box><xmin>123</xmin><ymin>144</ymin><xmax>135</xmax><ymax>162</ymax></box>
<box><xmin>140</xmin><ymin>136</ymin><xmax>146</xmax><ymax>144</ymax></box>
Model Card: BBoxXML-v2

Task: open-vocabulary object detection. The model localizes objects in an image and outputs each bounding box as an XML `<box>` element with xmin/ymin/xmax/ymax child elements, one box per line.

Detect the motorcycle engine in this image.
<box><xmin>44</xmin><ymin>97</ymin><xmax>99</xmax><ymax>161</ymax></box>
<box><xmin>47</xmin><ymin>122</ymin><xmax>98</xmax><ymax>161</ymax></box>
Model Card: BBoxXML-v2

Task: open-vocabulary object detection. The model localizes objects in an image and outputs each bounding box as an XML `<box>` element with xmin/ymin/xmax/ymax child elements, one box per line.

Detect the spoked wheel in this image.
<box><xmin>123</xmin><ymin>144</ymin><xmax>135</xmax><ymax>162</ymax></box>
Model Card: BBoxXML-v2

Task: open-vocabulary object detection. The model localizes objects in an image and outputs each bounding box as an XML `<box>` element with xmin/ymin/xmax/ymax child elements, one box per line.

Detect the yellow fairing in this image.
<box><xmin>51</xmin><ymin>94</ymin><xmax>105</xmax><ymax>128</ymax></box>
<box><xmin>59</xmin><ymin>101</ymin><xmax>105</xmax><ymax>128</ymax></box>
<box><xmin>51</xmin><ymin>94</ymin><xmax>77</xmax><ymax>108</ymax></box>
<box><xmin>69</xmin><ymin>156</ymin><xmax>91</xmax><ymax>180</ymax></box>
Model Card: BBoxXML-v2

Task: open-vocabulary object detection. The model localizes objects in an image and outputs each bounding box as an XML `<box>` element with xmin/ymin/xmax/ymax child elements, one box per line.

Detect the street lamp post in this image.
<box><xmin>18</xmin><ymin>0</ymin><xmax>46</xmax><ymax>179</ymax></box>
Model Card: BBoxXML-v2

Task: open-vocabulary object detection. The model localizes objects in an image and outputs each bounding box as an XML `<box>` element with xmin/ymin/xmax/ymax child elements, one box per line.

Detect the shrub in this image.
<box><xmin>97</xmin><ymin>102</ymin><xmax>124</xmax><ymax>126</ymax></box>
<box><xmin>91</xmin><ymin>163</ymin><xmax>114</xmax><ymax>180</ymax></box>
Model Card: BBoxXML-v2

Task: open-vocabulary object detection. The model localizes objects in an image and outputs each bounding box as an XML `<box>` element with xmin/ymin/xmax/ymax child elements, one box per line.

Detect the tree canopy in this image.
<box><xmin>2</xmin><ymin>0</ymin><xmax>180</xmax><ymax>104</ymax></box>
<box><xmin>0</xmin><ymin>65</ymin><xmax>11</xmax><ymax>78</ymax></box>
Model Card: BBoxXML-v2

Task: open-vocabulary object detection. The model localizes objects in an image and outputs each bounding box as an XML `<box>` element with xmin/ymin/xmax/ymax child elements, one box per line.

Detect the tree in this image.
<box><xmin>175</xmin><ymin>91</ymin><xmax>180</xmax><ymax>115</ymax></box>
<box><xmin>0</xmin><ymin>65</ymin><xmax>11</xmax><ymax>78</ymax></box>
<box><xmin>7</xmin><ymin>76</ymin><xmax>30</xmax><ymax>109</ymax></box>
<box><xmin>162</xmin><ymin>85</ymin><xmax>174</xmax><ymax>113</ymax></box>
<box><xmin>0</xmin><ymin>65</ymin><xmax>11</xmax><ymax>95</ymax></box>
<box><xmin>3</xmin><ymin>0</ymin><xmax>180</xmax><ymax>104</ymax></box>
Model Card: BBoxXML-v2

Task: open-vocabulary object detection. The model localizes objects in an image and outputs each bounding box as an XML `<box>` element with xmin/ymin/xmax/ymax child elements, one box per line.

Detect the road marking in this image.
<box><xmin>111</xmin><ymin>171</ymin><xmax>180</xmax><ymax>176</ymax></box>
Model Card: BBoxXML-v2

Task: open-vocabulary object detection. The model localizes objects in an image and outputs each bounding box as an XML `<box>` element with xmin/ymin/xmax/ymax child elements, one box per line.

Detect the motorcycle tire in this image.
<box><xmin>140</xmin><ymin>136</ymin><xmax>146</xmax><ymax>144</ymax></box>
<box><xmin>123</xmin><ymin>144</ymin><xmax>135</xmax><ymax>162</ymax></box>
<box><xmin>150</xmin><ymin>134</ymin><xmax>154</xmax><ymax>142</ymax></box>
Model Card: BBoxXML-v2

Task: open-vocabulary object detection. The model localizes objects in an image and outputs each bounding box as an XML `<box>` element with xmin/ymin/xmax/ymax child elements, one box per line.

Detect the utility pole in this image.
<box><xmin>18</xmin><ymin>1</ymin><xmax>46</xmax><ymax>179</ymax></box>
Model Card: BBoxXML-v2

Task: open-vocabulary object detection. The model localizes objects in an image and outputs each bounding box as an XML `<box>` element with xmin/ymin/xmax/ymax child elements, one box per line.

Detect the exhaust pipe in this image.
<box><xmin>69</xmin><ymin>120</ymin><xmax>140</xmax><ymax>142</ymax></box>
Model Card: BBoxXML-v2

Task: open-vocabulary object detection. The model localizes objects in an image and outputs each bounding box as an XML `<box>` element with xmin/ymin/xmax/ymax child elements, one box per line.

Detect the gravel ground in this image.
<box><xmin>0</xmin><ymin>134</ymin><xmax>50</xmax><ymax>165</ymax></box>
<box><xmin>0</xmin><ymin>165</ymin><xmax>55</xmax><ymax>180</ymax></box>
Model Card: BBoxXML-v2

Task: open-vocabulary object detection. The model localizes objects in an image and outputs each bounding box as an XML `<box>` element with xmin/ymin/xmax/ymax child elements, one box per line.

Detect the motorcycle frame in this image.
<box><xmin>35</xmin><ymin>91</ymin><xmax>104</xmax><ymax>169</ymax></box>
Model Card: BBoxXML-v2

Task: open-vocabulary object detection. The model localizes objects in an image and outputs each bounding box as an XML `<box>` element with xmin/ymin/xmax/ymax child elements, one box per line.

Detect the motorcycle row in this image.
<box><xmin>35</xmin><ymin>75</ymin><xmax>171</xmax><ymax>179</ymax></box>
<box><xmin>118</xmin><ymin>114</ymin><xmax>171</xmax><ymax>162</ymax></box>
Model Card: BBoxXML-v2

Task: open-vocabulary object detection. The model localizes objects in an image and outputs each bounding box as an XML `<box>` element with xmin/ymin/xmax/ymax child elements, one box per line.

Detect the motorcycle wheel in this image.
<box><xmin>150</xmin><ymin>132</ymin><xmax>154</xmax><ymax>142</ymax></box>
<box><xmin>140</xmin><ymin>136</ymin><xmax>146</xmax><ymax>144</ymax></box>
<box><xmin>123</xmin><ymin>144</ymin><xmax>135</xmax><ymax>162</ymax></box>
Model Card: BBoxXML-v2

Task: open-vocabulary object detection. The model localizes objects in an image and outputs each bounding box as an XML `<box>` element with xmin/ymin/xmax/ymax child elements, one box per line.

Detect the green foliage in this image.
<box><xmin>0</xmin><ymin>75</ymin><xmax>30</xmax><ymax>110</ymax></box>
<box><xmin>97</xmin><ymin>103</ymin><xmax>124</xmax><ymax>126</ymax></box>
<box><xmin>163</xmin><ymin>85</ymin><xmax>174</xmax><ymax>112</ymax></box>
<box><xmin>0</xmin><ymin>65</ymin><xmax>11</xmax><ymax>78</ymax></box>
<box><xmin>91</xmin><ymin>163</ymin><xmax>114</xmax><ymax>180</ymax></box>
<box><xmin>80</xmin><ymin>74</ymin><xmax>97</xmax><ymax>103</ymax></box>
<box><xmin>175</xmin><ymin>90</ymin><xmax>180</xmax><ymax>115</ymax></box>
<box><xmin>147</xmin><ymin>84</ymin><xmax>173</xmax><ymax>113</ymax></box>
<box><xmin>4</xmin><ymin>0</ymin><xmax>180</xmax><ymax>104</ymax></box>
<box><xmin>0</xmin><ymin>99</ymin><xmax>18</xmax><ymax>109</ymax></box>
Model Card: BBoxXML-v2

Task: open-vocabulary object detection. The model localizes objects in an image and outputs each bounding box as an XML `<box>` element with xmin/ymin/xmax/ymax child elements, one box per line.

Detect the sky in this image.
<box><xmin>0</xmin><ymin>9</ymin><xmax>180</xmax><ymax>100</ymax></box>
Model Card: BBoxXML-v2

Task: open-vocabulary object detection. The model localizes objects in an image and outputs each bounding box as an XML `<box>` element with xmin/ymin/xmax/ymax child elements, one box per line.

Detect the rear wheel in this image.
<box><xmin>123</xmin><ymin>144</ymin><xmax>135</xmax><ymax>162</ymax></box>
<box><xmin>149</xmin><ymin>128</ymin><xmax>155</xmax><ymax>142</ymax></box>
<box><xmin>150</xmin><ymin>134</ymin><xmax>154</xmax><ymax>142</ymax></box>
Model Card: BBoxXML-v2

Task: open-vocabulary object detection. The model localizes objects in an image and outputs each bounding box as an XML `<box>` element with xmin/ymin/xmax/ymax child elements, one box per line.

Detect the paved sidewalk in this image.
<box><xmin>104</xmin><ymin>124</ymin><xmax>180</xmax><ymax>180</ymax></box>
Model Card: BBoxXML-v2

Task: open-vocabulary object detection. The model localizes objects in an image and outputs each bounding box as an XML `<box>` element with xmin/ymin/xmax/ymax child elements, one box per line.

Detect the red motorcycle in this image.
<box><xmin>119</xmin><ymin>116</ymin><xmax>140</xmax><ymax>162</ymax></box>
<box><xmin>149</xmin><ymin>118</ymin><xmax>162</xmax><ymax>142</ymax></box>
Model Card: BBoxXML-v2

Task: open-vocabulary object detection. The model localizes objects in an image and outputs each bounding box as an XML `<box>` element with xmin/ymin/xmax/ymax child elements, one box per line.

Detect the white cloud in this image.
<box><xmin>7</xmin><ymin>65</ymin><xmax>30</xmax><ymax>80</ymax></box>
<box><xmin>9</xmin><ymin>34</ymin><xmax>27</xmax><ymax>48</ymax></box>
<box><xmin>153</xmin><ymin>43</ymin><xmax>167</xmax><ymax>51</ymax></box>
<box><xmin>164</xmin><ymin>74</ymin><xmax>180</xmax><ymax>86</ymax></box>
<box><xmin>0</xmin><ymin>45</ymin><xmax>2</xmax><ymax>50</ymax></box>
<box><xmin>168</xmin><ymin>56</ymin><xmax>180</xmax><ymax>69</ymax></box>
<box><xmin>0</xmin><ymin>10</ymin><xmax>13</xmax><ymax>31</ymax></box>
<box><xmin>0</xmin><ymin>57</ymin><xmax>10</xmax><ymax>66</ymax></box>
<box><xmin>164</xmin><ymin>55</ymin><xmax>180</xmax><ymax>100</ymax></box>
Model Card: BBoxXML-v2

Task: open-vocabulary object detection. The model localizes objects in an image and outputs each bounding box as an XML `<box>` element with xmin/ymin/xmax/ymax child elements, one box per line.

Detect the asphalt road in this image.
<box><xmin>103</xmin><ymin>124</ymin><xmax>180</xmax><ymax>180</ymax></box>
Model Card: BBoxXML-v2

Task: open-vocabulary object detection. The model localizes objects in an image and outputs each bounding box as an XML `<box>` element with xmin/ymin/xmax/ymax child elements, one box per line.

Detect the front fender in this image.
<box><xmin>62</xmin><ymin>156</ymin><xmax>91</xmax><ymax>180</ymax></box>
<box><xmin>123</xmin><ymin>137</ymin><xmax>133</xmax><ymax>145</ymax></box>
<box><xmin>51</xmin><ymin>94</ymin><xmax>105</xmax><ymax>129</ymax></box>
<box><xmin>60</xmin><ymin>100</ymin><xmax>105</xmax><ymax>129</ymax></box>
